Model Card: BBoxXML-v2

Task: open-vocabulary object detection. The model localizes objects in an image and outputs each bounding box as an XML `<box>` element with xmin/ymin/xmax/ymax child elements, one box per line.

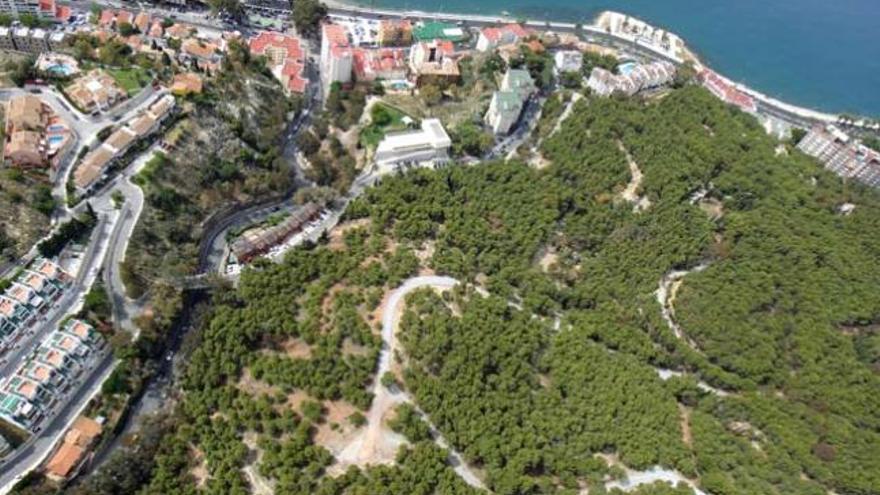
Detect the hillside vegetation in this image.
<box><xmin>76</xmin><ymin>86</ymin><xmax>880</xmax><ymax>495</ymax></box>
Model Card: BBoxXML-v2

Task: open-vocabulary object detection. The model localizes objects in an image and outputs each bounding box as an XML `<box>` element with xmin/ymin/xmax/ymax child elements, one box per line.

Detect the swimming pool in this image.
<box><xmin>47</xmin><ymin>124</ymin><xmax>65</xmax><ymax>132</ymax></box>
<box><xmin>46</xmin><ymin>64</ymin><xmax>75</xmax><ymax>77</ymax></box>
<box><xmin>47</xmin><ymin>135</ymin><xmax>65</xmax><ymax>145</ymax></box>
<box><xmin>617</xmin><ymin>61</ymin><xmax>637</xmax><ymax>75</ymax></box>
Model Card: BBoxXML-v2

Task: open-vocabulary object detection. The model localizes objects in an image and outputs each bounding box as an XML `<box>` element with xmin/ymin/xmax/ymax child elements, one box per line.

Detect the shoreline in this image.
<box><xmin>322</xmin><ymin>0</ymin><xmax>871</xmax><ymax>126</ymax></box>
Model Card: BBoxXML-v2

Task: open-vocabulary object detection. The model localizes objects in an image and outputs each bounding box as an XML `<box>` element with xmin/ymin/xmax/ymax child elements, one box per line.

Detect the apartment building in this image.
<box><xmin>320</xmin><ymin>23</ymin><xmax>352</xmax><ymax>90</ymax></box>
<box><xmin>698</xmin><ymin>69</ymin><xmax>756</xmax><ymax>113</ymax></box>
<box><xmin>0</xmin><ymin>258</ymin><xmax>69</xmax><ymax>351</ymax></box>
<box><xmin>4</xmin><ymin>94</ymin><xmax>51</xmax><ymax>168</ymax></box>
<box><xmin>0</xmin><ymin>320</ymin><xmax>104</xmax><ymax>432</ymax></box>
<box><xmin>250</xmin><ymin>31</ymin><xmax>308</xmax><ymax>94</ymax></box>
<box><xmin>797</xmin><ymin>125</ymin><xmax>880</xmax><ymax>188</ymax></box>
<box><xmin>554</xmin><ymin>50</ymin><xmax>583</xmax><ymax>74</ymax></box>
<box><xmin>587</xmin><ymin>60</ymin><xmax>676</xmax><ymax>97</ymax></box>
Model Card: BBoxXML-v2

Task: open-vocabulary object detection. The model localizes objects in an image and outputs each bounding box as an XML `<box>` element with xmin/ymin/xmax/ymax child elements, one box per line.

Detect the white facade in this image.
<box><xmin>320</xmin><ymin>24</ymin><xmax>353</xmax><ymax>90</ymax></box>
<box><xmin>587</xmin><ymin>61</ymin><xmax>675</xmax><ymax>97</ymax></box>
<box><xmin>375</xmin><ymin>118</ymin><xmax>452</xmax><ymax>173</ymax></box>
<box><xmin>554</xmin><ymin>50</ymin><xmax>583</xmax><ymax>74</ymax></box>
<box><xmin>484</xmin><ymin>91</ymin><xmax>523</xmax><ymax>136</ymax></box>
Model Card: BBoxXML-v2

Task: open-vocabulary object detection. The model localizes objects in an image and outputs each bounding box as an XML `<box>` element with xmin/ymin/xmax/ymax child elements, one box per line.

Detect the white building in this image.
<box><xmin>320</xmin><ymin>23</ymin><xmax>352</xmax><ymax>90</ymax></box>
<box><xmin>587</xmin><ymin>60</ymin><xmax>675</xmax><ymax>97</ymax></box>
<box><xmin>374</xmin><ymin>118</ymin><xmax>451</xmax><ymax>173</ymax></box>
<box><xmin>554</xmin><ymin>50</ymin><xmax>583</xmax><ymax>74</ymax></box>
<box><xmin>484</xmin><ymin>90</ymin><xmax>523</xmax><ymax>136</ymax></box>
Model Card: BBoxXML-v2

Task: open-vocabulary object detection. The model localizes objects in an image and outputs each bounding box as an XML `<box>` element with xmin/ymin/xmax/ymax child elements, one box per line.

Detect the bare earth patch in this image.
<box><xmin>537</xmin><ymin>247</ymin><xmax>559</xmax><ymax>273</ymax></box>
<box><xmin>189</xmin><ymin>446</ymin><xmax>209</xmax><ymax>488</ymax></box>
<box><xmin>280</xmin><ymin>337</ymin><xmax>313</xmax><ymax>359</ymax></box>
<box><xmin>617</xmin><ymin>140</ymin><xmax>652</xmax><ymax>212</ymax></box>
<box><xmin>327</xmin><ymin>218</ymin><xmax>372</xmax><ymax>250</ymax></box>
<box><xmin>237</xmin><ymin>367</ymin><xmax>281</xmax><ymax>397</ymax></box>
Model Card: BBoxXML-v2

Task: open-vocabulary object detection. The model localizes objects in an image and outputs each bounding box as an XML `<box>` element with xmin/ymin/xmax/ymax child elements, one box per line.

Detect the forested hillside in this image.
<box><xmin>76</xmin><ymin>86</ymin><xmax>880</xmax><ymax>495</ymax></box>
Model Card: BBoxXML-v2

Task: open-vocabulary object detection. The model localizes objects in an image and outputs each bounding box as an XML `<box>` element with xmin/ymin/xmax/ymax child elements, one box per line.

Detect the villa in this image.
<box><xmin>44</xmin><ymin>416</ymin><xmax>103</xmax><ymax>482</ymax></box>
<box><xmin>35</xmin><ymin>52</ymin><xmax>80</xmax><ymax>78</ymax></box>
<box><xmin>484</xmin><ymin>91</ymin><xmax>524</xmax><ymax>136</ymax></box>
<box><xmin>408</xmin><ymin>40</ymin><xmax>459</xmax><ymax>86</ymax></box>
<box><xmin>3</xmin><ymin>94</ymin><xmax>70</xmax><ymax>169</ymax></box>
<box><xmin>65</xmin><ymin>69</ymin><xmax>126</xmax><ymax>113</ymax></box>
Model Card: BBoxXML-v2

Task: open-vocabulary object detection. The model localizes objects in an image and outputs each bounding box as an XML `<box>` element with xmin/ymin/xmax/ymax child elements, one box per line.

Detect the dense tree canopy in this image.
<box><xmin>101</xmin><ymin>86</ymin><xmax>880</xmax><ymax>495</ymax></box>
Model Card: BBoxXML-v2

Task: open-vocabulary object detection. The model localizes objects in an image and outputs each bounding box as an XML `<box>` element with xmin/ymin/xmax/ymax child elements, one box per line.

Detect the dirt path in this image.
<box><xmin>656</xmin><ymin>263</ymin><xmax>710</xmax><ymax>351</ymax></box>
<box><xmin>549</xmin><ymin>93</ymin><xmax>583</xmax><ymax>138</ymax></box>
<box><xmin>334</xmin><ymin>276</ymin><xmax>487</xmax><ymax>490</ymax></box>
<box><xmin>617</xmin><ymin>140</ymin><xmax>651</xmax><ymax>212</ymax></box>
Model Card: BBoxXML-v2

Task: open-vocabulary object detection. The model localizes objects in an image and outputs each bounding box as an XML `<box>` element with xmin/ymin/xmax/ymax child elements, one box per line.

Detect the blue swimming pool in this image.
<box><xmin>47</xmin><ymin>135</ymin><xmax>65</xmax><ymax>145</ymax></box>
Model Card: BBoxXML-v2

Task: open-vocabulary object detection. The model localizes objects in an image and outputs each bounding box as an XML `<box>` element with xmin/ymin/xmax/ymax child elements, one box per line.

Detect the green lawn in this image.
<box><xmin>106</xmin><ymin>67</ymin><xmax>152</xmax><ymax>95</ymax></box>
<box><xmin>359</xmin><ymin>102</ymin><xmax>413</xmax><ymax>148</ymax></box>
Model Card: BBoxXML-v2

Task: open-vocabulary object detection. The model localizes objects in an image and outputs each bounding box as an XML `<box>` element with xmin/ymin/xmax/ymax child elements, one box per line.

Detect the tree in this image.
<box><xmin>451</xmin><ymin>121</ymin><xmax>493</xmax><ymax>157</ymax></box>
<box><xmin>420</xmin><ymin>84</ymin><xmax>442</xmax><ymax>106</ymax></box>
<box><xmin>209</xmin><ymin>0</ymin><xmax>245</xmax><ymax>22</ymax></box>
<box><xmin>117</xmin><ymin>21</ymin><xmax>137</xmax><ymax>36</ymax></box>
<box><xmin>0</xmin><ymin>13</ymin><xmax>13</xmax><ymax>26</ymax></box>
<box><xmin>290</xmin><ymin>0</ymin><xmax>327</xmax><ymax>39</ymax></box>
<box><xmin>296</xmin><ymin>130</ymin><xmax>320</xmax><ymax>156</ymax></box>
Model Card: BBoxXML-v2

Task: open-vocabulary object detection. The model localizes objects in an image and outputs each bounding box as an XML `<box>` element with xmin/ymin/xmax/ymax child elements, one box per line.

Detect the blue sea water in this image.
<box><xmin>350</xmin><ymin>0</ymin><xmax>880</xmax><ymax>117</ymax></box>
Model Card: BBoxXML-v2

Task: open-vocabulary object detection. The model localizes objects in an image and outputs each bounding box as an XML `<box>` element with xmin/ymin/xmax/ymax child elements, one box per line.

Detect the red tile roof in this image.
<box><xmin>249</xmin><ymin>31</ymin><xmax>303</xmax><ymax>61</ymax></box>
<box><xmin>322</xmin><ymin>23</ymin><xmax>349</xmax><ymax>48</ymax></box>
<box><xmin>99</xmin><ymin>10</ymin><xmax>115</xmax><ymax>26</ymax></box>
<box><xmin>249</xmin><ymin>31</ymin><xmax>307</xmax><ymax>94</ymax></box>
<box><xmin>54</xmin><ymin>5</ymin><xmax>71</xmax><ymax>22</ymax></box>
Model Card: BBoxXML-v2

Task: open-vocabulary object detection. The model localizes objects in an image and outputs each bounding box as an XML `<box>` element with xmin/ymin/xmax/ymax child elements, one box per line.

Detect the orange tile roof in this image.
<box><xmin>0</xmin><ymin>298</ymin><xmax>15</xmax><ymax>317</ymax></box>
<box><xmin>69</xmin><ymin>321</ymin><xmax>91</xmax><ymax>339</ymax></box>
<box><xmin>45</xmin><ymin>442</ymin><xmax>85</xmax><ymax>479</ymax></box>
<box><xmin>133</xmin><ymin>11</ymin><xmax>150</xmax><ymax>32</ymax></box>
<box><xmin>171</xmin><ymin>72</ymin><xmax>203</xmax><ymax>94</ymax></box>
<box><xmin>69</xmin><ymin>416</ymin><xmax>102</xmax><ymax>444</ymax></box>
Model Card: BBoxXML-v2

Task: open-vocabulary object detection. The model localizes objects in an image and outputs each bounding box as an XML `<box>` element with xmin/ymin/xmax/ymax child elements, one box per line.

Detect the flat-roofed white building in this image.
<box><xmin>554</xmin><ymin>50</ymin><xmax>583</xmax><ymax>74</ymax></box>
<box><xmin>374</xmin><ymin>118</ymin><xmax>451</xmax><ymax>173</ymax></box>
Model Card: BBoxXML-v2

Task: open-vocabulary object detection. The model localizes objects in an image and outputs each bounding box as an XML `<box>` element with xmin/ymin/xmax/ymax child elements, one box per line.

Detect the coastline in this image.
<box><xmin>323</xmin><ymin>0</ymin><xmax>866</xmax><ymax>126</ymax></box>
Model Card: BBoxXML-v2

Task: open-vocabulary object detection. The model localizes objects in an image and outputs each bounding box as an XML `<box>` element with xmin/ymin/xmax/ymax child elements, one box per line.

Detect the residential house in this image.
<box><xmin>476</xmin><ymin>24</ymin><xmax>532</xmax><ymax>52</ymax></box>
<box><xmin>3</xmin><ymin>94</ymin><xmax>53</xmax><ymax>168</ymax></box>
<box><xmin>484</xmin><ymin>90</ymin><xmax>523</xmax><ymax>135</ymax></box>
<box><xmin>65</xmin><ymin>69</ymin><xmax>126</xmax><ymax>113</ymax></box>
<box><xmin>352</xmin><ymin>47</ymin><xmax>407</xmax><ymax>82</ymax></box>
<box><xmin>170</xmin><ymin>72</ymin><xmax>203</xmax><ymax>95</ymax></box>
<box><xmin>554</xmin><ymin>50</ymin><xmax>583</xmax><ymax>74</ymax></box>
<box><xmin>501</xmin><ymin>68</ymin><xmax>536</xmax><ymax>101</ymax></box>
<box><xmin>44</xmin><ymin>416</ymin><xmax>103</xmax><ymax>482</ymax></box>
<box><xmin>408</xmin><ymin>40</ymin><xmax>459</xmax><ymax>86</ymax></box>
<box><xmin>698</xmin><ymin>69</ymin><xmax>756</xmax><ymax>113</ymax></box>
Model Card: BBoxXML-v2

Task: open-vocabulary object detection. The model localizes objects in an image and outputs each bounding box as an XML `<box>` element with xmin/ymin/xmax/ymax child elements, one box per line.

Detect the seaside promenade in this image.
<box><xmin>322</xmin><ymin>1</ymin><xmax>850</xmax><ymax>129</ymax></box>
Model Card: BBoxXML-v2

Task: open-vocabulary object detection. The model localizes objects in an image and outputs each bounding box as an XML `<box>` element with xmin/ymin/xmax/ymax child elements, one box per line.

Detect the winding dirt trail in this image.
<box><xmin>334</xmin><ymin>276</ymin><xmax>487</xmax><ymax>490</ymax></box>
<box><xmin>617</xmin><ymin>140</ymin><xmax>651</xmax><ymax>212</ymax></box>
<box><xmin>656</xmin><ymin>263</ymin><xmax>710</xmax><ymax>351</ymax></box>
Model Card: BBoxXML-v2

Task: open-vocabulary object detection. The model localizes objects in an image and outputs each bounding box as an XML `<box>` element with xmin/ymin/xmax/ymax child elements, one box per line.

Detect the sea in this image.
<box><xmin>344</xmin><ymin>0</ymin><xmax>880</xmax><ymax>117</ymax></box>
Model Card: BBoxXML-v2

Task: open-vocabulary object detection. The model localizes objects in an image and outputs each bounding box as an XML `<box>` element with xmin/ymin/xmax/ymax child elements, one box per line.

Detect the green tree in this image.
<box><xmin>290</xmin><ymin>0</ymin><xmax>327</xmax><ymax>39</ymax></box>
